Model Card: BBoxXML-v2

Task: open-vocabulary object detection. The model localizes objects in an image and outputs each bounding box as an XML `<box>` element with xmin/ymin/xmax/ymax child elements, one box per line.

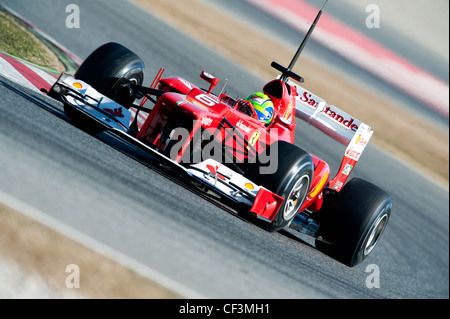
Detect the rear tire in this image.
<box><xmin>316</xmin><ymin>178</ymin><xmax>392</xmax><ymax>267</ymax></box>
<box><xmin>247</xmin><ymin>141</ymin><xmax>313</xmax><ymax>232</ymax></box>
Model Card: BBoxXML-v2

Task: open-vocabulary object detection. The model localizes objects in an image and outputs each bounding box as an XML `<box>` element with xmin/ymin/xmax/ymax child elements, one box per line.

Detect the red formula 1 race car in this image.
<box><xmin>47</xmin><ymin>8</ymin><xmax>391</xmax><ymax>267</ymax></box>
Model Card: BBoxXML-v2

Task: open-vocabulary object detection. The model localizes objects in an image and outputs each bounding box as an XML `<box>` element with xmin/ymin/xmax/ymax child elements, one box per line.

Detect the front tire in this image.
<box><xmin>65</xmin><ymin>42</ymin><xmax>145</xmax><ymax>134</ymax></box>
<box><xmin>247</xmin><ymin>141</ymin><xmax>314</xmax><ymax>232</ymax></box>
<box><xmin>75</xmin><ymin>42</ymin><xmax>145</xmax><ymax>107</ymax></box>
<box><xmin>316</xmin><ymin>178</ymin><xmax>392</xmax><ymax>267</ymax></box>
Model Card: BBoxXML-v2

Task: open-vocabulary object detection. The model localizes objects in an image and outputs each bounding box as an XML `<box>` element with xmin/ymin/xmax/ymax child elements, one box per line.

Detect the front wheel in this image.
<box><xmin>246</xmin><ymin>141</ymin><xmax>314</xmax><ymax>232</ymax></box>
<box><xmin>315</xmin><ymin>178</ymin><xmax>392</xmax><ymax>267</ymax></box>
<box><xmin>65</xmin><ymin>42</ymin><xmax>145</xmax><ymax>134</ymax></box>
<box><xmin>75</xmin><ymin>42</ymin><xmax>145</xmax><ymax>107</ymax></box>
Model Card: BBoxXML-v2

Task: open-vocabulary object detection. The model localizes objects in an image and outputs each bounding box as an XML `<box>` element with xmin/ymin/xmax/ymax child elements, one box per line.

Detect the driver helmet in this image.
<box><xmin>245</xmin><ymin>92</ymin><xmax>274</xmax><ymax>126</ymax></box>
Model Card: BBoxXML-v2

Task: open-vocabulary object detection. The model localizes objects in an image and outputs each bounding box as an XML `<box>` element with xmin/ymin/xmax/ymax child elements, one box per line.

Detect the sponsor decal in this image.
<box><xmin>299</xmin><ymin>90</ymin><xmax>359</xmax><ymax>132</ymax></box>
<box><xmin>236</xmin><ymin>119</ymin><xmax>252</xmax><ymax>134</ymax></box>
<box><xmin>245</xmin><ymin>183</ymin><xmax>255</xmax><ymax>190</ymax></box>
<box><xmin>206</xmin><ymin>164</ymin><xmax>226</xmax><ymax>181</ymax></box>
<box><xmin>200</xmin><ymin>116</ymin><xmax>213</xmax><ymax>127</ymax></box>
<box><xmin>248</xmin><ymin>130</ymin><xmax>261</xmax><ymax>148</ymax></box>
<box><xmin>333</xmin><ymin>180</ymin><xmax>344</xmax><ymax>190</ymax></box>
<box><xmin>104</xmin><ymin>107</ymin><xmax>124</xmax><ymax>118</ymax></box>
<box><xmin>345</xmin><ymin>134</ymin><xmax>369</xmax><ymax>160</ymax></box>
<box><xmin>324</xmin><ymin>106</ymin><xmax>359</xmax><ymax>132</ymax></box>
<box><xmin>300</xmin><ymin>91</ymin><xmax>322</xmax><ymax>108</ymax></box>
<box><xmin>284</xmin><ymin>101</ymin><xmax>294</xmax><ymax>119</ymax></box>
<box><xmin>345</xmin><ymin>149</ymin><xmax>361</xmax><ymax>160</ymax></box>
<box><xmin>342</xmin><ymin>164</ymin><xmax>353</xmax><ymax>176</ymax></box>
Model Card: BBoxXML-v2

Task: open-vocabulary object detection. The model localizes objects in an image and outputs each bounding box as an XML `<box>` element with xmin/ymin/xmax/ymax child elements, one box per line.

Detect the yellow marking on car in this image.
<box><xmin>309</xmin><ymin>172</ymin><xmax>329</xmax><ymax>198</ymax></box>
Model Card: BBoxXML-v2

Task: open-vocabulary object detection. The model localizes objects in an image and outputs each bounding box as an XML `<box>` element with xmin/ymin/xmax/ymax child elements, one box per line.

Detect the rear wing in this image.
<box><xmin>291</xmin><ymin>80</ymin><xmax>373</xmax><ymax>191</ymax></box>
<box><xmin>291</xmin><ymin>81</ymin><xmax>373</xmax><ymax>145</ymax></box>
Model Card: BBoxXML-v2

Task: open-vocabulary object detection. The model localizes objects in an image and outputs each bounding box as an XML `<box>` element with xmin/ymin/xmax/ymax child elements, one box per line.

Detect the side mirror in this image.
<box><xmin>200</xmin><ymin>71</ymin><xmax>219</xmax><ymax>93</ymax></box>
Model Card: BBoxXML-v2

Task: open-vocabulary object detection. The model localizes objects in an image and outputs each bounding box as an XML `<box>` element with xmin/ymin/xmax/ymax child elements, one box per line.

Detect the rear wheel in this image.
<box><xmin>315</xmin><ymin>178</ymin><xmax>392</xmax><ymax>267</ymax></box>
<box><xmin>247</xmin><ymin>141</ymin><xmax>313</xmax><ymax>232</ymax></box>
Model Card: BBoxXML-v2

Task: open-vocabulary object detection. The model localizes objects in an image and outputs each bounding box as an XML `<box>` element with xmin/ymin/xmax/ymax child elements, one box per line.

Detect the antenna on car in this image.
<box><xmin>272</xmin><ymin>0</ymin><xmax>328</xmax><ymax>83</ymax></box>
<box><xmin>218</xmin><ymin>78</ymin><xmax>229</xmax><ymax>97</ymax></box>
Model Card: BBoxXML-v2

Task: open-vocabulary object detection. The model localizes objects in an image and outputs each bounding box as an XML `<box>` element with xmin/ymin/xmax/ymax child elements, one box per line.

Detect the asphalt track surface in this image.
<box><xmin>0</xmin><ymin>0</ymin><xmax>448</xmax><ymax>298</ymax></box>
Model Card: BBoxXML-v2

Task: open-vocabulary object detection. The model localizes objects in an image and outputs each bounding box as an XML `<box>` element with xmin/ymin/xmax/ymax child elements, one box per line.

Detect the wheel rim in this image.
<box><xmin>364</xmin><ymin>212</ymin><xmax>389</xmax><ymax>256</ymax></box>
<box><xmin>283</xmin><ymin>174</ymin><xmax>310</xmax><ymax>220</ymax></box>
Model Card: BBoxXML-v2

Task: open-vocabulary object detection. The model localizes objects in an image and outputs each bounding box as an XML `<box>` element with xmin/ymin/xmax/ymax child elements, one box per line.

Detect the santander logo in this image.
<box><xmin>299</xmin><ymin>91</ymin><xmax>359</xmax><ymax>132</ymax></box>
<box><xmin>299</xmin><ymin>91</ymin><xmax>323</xmax><ymax>108</ymax></box>
<box><xmin>236</xmin><ymin>119</ymin><xmax>252</xmax><ymax>134</ymax></box>
<box><xmin>324</xmin><ymin>107</ymin><xmax>359</xmax><ymax>132</ymax></box>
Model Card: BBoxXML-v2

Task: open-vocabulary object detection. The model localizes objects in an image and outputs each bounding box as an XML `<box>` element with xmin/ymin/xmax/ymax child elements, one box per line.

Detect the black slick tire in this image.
<box><xmin>315</xmin><ymin>178</ymin><xmax>392</xmax><ymax>267</ymax></box>
<box><xmin>247</xmin><ymin>141</ymin><xmax>314</xmax><ymax>232</ymax></box>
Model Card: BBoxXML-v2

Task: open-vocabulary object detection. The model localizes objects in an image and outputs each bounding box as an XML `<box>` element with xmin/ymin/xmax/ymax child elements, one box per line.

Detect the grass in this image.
<box><xmin>0</xmin><ymin>8</ymin><xmax>64</xmax><ymax>71</ymax></box>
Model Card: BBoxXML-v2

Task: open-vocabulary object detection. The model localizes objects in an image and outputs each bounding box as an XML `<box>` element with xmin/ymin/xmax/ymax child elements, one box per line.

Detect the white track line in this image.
<box><xmin>0</xmin><ymin>190</ymin><xmax>206</xmax><ymax>299</ymax></box>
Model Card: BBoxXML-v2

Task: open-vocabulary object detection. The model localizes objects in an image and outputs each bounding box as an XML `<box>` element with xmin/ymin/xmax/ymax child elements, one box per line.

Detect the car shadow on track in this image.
<box><xmin>1</xmin><ymin>78</ymin><xmax>68</xmax><ymax>121</ymax></box>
